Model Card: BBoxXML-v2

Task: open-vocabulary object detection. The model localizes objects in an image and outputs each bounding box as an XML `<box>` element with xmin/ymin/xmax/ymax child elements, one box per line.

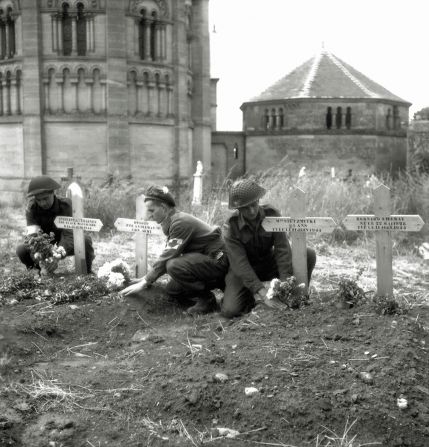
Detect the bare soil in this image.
<box><xmin>0</xmin><ymin>208</ymin><xmax>428</xmax><ymax>447</ymax></box>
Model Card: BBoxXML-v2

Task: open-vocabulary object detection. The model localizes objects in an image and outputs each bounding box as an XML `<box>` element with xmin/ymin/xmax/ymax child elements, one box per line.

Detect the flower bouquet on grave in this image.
<box><xmin>24</xmin><ymin>232</ymin><xmax>66</xmax><ymax>277</ymax></box>
<box><xmin>97</xmin><ymin>258</ymin><xmax>131</xmax><ymax>290</ymax></box>
<box><xmin>266</xmin><ymin>276</ymin><xmax>308</xmax><ymax>309</ymax></box>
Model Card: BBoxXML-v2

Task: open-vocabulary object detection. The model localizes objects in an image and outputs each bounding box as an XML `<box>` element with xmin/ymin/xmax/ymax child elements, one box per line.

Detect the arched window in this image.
<box><xmin>278</xmin><ymin>108</ymin><xmax>284</xmax><ymax>128</ymax></box>
<box><xmin>393</xmin><ymin>105</ymin><xmax>399</xmax><ymax>129</ymax></box>
<box><xmin>271</xmin><ymin>108</ymin><xmax>276</xmax><ymax>129</ymax></box>
<box><xmin>264</xmin><ymin>109</ymin><xmax>270</xmax><ymax>129</ymax></box>
<box><xmin>0</xmin><ymin>9</ymin><xmax>6</xmax><ymax>59</ymax></box>
<box><xmin>138</xmin><ymin>8</ymin><xmax>147</xmax><ymax>60</ymax></box>
<box><xmin>62</xmin><ymin>3</ymin><xmax>72</xmax><ymax>56</ymax></box>
<box><xmin>386</xmin><ymin>108</ymin><xmax>391</xmax><ymax>130</ymax></box>
<box><xmin>76</xmin><ymin>3</ymin><xmax>87</xmax><ymax>56</ymax></box>
<box><xmin>335</xmin><ymin>106</ymin><xmax>342</xmax><ymax>129</ymax></box>
<box><xmin>150</xmin><ymin>11</ymin><xmax>157</xmax><ymax>60</ymax></box>
<box><xmin>345</xmin><ymin>107</ymin><xmax>352</xmax><ymax>129</ymax></box>
<box><xmin>6</xmin><ymin>7</ymin><xmax>15</xmax><ymax>58</ymax></box>
<box><xmin>326</xmin><ymin>107</ymin><xmax>332</xmax><ymax>129</ymax></box>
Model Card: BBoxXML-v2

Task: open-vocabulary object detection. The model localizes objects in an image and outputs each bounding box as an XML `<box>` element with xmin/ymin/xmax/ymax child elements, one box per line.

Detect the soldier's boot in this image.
<box><xmin>186</xmin><ymin>292</ymin><xmax>218</xmax><ymax>315</ymax></box>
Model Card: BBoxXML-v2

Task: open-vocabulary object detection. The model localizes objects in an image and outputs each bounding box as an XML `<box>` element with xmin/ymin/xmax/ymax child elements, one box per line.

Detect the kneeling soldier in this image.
<box><xmin>120</xmin><ymin>185</ymin><xmax>228</xmax><ymax>315</ymax></box>
<box><xmin>16</xmin><ymin>175</ymin><xmax>95</xmax><ymax>274</ymax></box>
<box><xmin>221</xmin><ymin>179</ymin><xmax>317</xmax><ymax>318</ymax></box>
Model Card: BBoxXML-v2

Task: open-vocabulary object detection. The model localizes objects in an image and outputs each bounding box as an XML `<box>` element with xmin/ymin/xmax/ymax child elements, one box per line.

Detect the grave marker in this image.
<box><xmin>342</xmin><ymin>184</ymin><xmax>424</xmax><ymax>296</ymax></box>
<box><xmin>262</xmin><ymin>187</ymin><xmax>337</xmax><ymax>290</ymax></box>
<box><xmin>113</xmin><ymin>195</ymin><xmax>161</xmax><ymax>277</ymax></box>
<box><xmin>55</xmin><ymin>182</ymin><xmax>103</xmax><ymax>275</ymax></box>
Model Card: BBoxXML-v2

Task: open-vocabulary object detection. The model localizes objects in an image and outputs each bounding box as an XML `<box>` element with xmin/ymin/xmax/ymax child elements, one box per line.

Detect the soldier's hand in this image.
<box><xmin>255</xmin><ymin>286</ymin><xmax>283</xmax><ymax>309</ymax></box>
<box><xmin>120</xmin><ymin>277</ymin><xmax>149</xmax><ymax>297</ymax></box>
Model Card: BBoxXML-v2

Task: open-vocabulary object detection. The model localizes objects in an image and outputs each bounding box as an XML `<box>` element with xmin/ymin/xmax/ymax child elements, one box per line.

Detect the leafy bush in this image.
<box><xmin>336</xmin><ymin>278</ymin><xmax>366</xmax><ymax>308</ymax></box>
<box><xmin>372</xmin><ymin>295</ymin><xmax>412</xmax><ymax>316</ymax></box>
<box><xmin>0</xmin><ymin>273</ymin><xmax>111</xmax><ymax>305</ymax></box>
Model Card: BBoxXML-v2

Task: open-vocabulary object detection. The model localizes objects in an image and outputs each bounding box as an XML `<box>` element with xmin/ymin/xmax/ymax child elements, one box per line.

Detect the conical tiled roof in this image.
<box><xmin>249</xmin><ymin>50</ymin><xmax>409</xmax><ymax>103</ymax></box>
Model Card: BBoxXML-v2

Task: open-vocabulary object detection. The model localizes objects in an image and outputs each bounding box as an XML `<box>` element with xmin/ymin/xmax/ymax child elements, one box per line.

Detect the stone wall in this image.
<box><xmin>244</xmin><ymin>134</ymin><xmax>406</xmax><ymax>177</ymax></box>
<box><xmin>408</xmin><ymin>119</ymin><xmax>429</xmax><ymax>172</ymax></box>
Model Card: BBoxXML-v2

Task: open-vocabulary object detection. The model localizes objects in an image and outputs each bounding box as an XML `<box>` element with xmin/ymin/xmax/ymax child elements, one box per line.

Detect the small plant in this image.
<box><xmin>372</xmin><ymin>294</ymin><xmax>412</xmax><ymax>316</ymax></box>
<box><xmin>336</xmin><ymin>278</ymin><xmax>366</xmax><ymax>308</ymax></box>
<box><xmin>0</xmin><ymin>273</ymin><xmax>111</xmax><ymax>305</ymax></box>
<box><xmin>266</xmin><ymin>277</ymin><xmax>309</xmax><ymax>309</ymax></box>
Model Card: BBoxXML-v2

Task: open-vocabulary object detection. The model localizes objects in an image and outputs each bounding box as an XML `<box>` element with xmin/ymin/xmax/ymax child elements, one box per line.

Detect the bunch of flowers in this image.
<box><xmin>97</xmin><ymin>258</ymin><xmax>131</xmax><ymax>290</ymax></box>
<box><xmin>266</xmin><ymin>276</ymin><xmax>308</xmax><ymax>309</ymax></box>
<box><xmin>24</xmin><ymin>232</ymin><xmax>66</xmax><ymax>276</ymax></box>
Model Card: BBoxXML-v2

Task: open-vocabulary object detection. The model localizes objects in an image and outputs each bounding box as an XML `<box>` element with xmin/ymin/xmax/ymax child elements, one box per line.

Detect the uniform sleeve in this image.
<box><xmin>58</xmin><ymin>200</ymin><xmax>74</xmax><ymax>253</ymax></box>
<box><xmin>25</xmin><ymin>205</ymin><xmax>42</xmax><ymax>234</ymax></box>
<box><xmin>223</xmin><ymin>222</ymin><xmax>264</xmax><ymax>294</ymax></box>
<box><xmin>269</xmin><ymin>209</ymin><xmax>293</xmax><ymax>280</ymax></box>
<box><xmin>145</xmin><ymin>219</ymin><xmax>194</xmax><ymax>284</ymax></box>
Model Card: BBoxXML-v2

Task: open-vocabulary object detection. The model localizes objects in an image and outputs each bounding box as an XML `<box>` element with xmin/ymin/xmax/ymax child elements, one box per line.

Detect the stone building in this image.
<box><xmin>212</xmin><ymin>49</ymin><xmax>411</xmax><ymax>179</ymax></box>
<box><xmin>0</xmin><ymin>0</ymin><xmax>211</xmax><ymax>202</ymax></box>
<box><xmin>408</xmin><ymin>107</ymin><xmax>429</xmax><ymax>173</ymax></box>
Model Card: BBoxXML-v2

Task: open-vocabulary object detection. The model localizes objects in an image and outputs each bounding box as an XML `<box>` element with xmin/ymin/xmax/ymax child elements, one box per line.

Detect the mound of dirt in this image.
<box><xmin>1</xmin><ymin>280</ymin><xmax>428</xmax><ymax>446</ymax></box>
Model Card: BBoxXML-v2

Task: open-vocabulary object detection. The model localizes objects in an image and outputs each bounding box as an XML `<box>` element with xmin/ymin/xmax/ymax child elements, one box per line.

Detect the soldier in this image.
<box><xmin>16</xmin><ymin>175</ymin><xmax>95</xmax><ymax>274</ymax></box>
<box><xmin>120</xmin><ymin>185</ymin><xmax>228</xmax><ymax>315</ymax></box>
<box><xmin>221</xmin><ymin>179</ymin><xmax>316</xmax><ymax>318</ymax></box>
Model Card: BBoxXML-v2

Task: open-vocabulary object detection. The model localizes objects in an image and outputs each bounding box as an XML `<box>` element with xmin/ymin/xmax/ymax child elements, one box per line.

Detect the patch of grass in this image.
<box><xmin>316</xmin><ymin>419</ymin><xmax>381</xmax><ymax>446</ymax></box>
<box><xmin>371</xmin><ymin>294</ymin><xmax>413</xmax><ymax>316</ymax></box>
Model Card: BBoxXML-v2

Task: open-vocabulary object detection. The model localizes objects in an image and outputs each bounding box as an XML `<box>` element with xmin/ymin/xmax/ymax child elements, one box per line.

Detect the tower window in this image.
<box><xmin>393</xmin><ymin>105</ymin><xmax>400</xmax><ymax>129</ymax></box>
<box><xmin>345</xmin><ymin>107</ymin><xmax>352</xmax><ymax>129</ymax></box>
<box><xmin>76</xmin><ymin>3</ymin><xmax>87</xmax><ymax>56</ymax></box>
<box><xmin>335</xmin><ymin>107</ymin><xmax>342</xmax><ymax>129</ymax></box>
<box><xmin>279</xmin><ymin>108</ymin><xmax>284</xmax><ymax>128</ymax></box>
<box><xmin>264</xmin><ymin>109</ymin><xmax>270</xmax><ymax>129</ymax></box>
<box><xmin>62</xmin><ymin>3</ymin><xmax>72</xmax><ymax>56</ymax></box>
<box><xmin>326</xmin><ymin>107</ymin><xmax>332</xmax><ymax>129</ymax></box>
<box><xmin>386</xmin><ymin>108</ymin><xmax>392</xmax><ymax>130</ymax></box>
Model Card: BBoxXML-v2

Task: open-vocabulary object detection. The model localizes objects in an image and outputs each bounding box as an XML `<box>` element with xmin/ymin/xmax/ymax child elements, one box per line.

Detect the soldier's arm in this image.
<box><xmin>223</xmin><ymin>222</ymin><xmax>264</xmax><ymax>294</ymax></box>
<box><xmin>145</xmin><ymin>220</ymin><xmax>193</xmax><ymax>284</ymax></box>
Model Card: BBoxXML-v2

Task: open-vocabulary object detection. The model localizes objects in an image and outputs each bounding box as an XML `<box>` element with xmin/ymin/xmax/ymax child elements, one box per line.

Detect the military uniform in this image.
<box><xmin>16</xmin><ymin>176</ymin><xmax>94</xmax><ymax>272</ymax></box>
<box><xmin>145</xmin><ymin>210</ymin><xmax>228</xmax><ymax>301</ymax></box>
<box><xmin>221</xmin><ymin>178</ymin><xmax>316</xmax><ymax>318</ymax></box>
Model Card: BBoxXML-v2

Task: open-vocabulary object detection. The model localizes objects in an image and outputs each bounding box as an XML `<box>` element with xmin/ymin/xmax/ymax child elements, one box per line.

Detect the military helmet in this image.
<box><xmin>144</xmin><ymin>185</ymin><xmax>176</xmax><ymax>207</ymax></box>
<box><xmin>228</xmin><ymin>179</ymin><xmax>266</xmax><ymax>209</ymax></box>
<box><xmin>27</xmin><ymin>175</ymin><xmax>61</xmax><ymax>197</ymax></box>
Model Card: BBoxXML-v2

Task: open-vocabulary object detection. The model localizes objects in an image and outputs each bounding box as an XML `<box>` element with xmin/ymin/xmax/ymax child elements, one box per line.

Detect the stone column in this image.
<box><xmin>21</xmin><ymin>0</ymin><xmax>45</xmax><ymax>176</ymax></box>
<box><xmin>189</xmin><ymin>0</ymin><xmax>211</xmax><ymax>181</ymax></box>
<box><xmin>71</xmin><ymin>14</ymin><xmax>77</xmax><ymax>55</ymax></box>
<box><xmin>106</xmin><ymin>0</ymin><xmax>130</xmax><ymax>175</ymax></box>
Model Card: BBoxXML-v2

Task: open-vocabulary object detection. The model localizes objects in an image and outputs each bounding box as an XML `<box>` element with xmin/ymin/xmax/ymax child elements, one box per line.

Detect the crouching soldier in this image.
<box><xmin>221</xmin><ymin>179</ymin><xmax>317</xmax><ymax>318</ymax></box>
<box><xmin>16</xmin><ymin>175</ymin><xmax>95</xmax><ymax>274</ymax></box>
<box><xmin>120</xmin><ymin>185</ymin><xmax>228</xmax><ymax>315</ymax></box>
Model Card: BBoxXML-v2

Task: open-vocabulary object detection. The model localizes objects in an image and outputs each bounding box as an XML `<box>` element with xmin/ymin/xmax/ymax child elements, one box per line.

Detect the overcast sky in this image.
<box><xmin>209</xmin><ymin>0</ymin><xmax>429</xmax><ymax>131</ymax></box>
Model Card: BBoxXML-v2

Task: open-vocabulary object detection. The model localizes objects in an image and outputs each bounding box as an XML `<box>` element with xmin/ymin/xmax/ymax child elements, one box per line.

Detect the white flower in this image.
<box><xmin>97</xmin><ymin>261</ymin><xmax>113</xmax><ymax>279</ymax></box>
<box><xmin>107</xmin><ymin>271</ymin><xmax>125</xmax><ymax>290</ymax></box>
<box><xmin>162</xmin><ymin>186</ymin><xmax>169</xmax><ymax>194</ymax></box>
<box><xmin>266</xmin><ymin>278</ymin><xmax>281</xmax><ymax>300</ymax></box>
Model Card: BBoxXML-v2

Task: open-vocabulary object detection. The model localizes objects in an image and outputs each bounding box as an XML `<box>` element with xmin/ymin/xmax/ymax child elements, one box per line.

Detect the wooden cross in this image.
<box><xmin>55</xmin><ymin>182</ymin><xmax>103</xmax><ymax>274</ymax></box>
<box><xmin>114</xmin><ymin>195</ymin><xmax>161</xmax><ymax>277</ymax></box>
<box><xmin>342</xmin><ymin>184</ymin><xmax>424</xmax><ymax>296</ymax></box>
<box><xmin>262</xmin><ymin>187</ymin><xmax>336</xmax><ymax>290</ymax></box>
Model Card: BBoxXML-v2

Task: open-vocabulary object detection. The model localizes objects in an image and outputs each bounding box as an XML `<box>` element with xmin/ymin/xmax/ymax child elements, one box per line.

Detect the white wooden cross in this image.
<box><xmin>262</xmin><ymin>187</ymin><xmax>336</xmax><ymax>290</ymax></box>
<box><xmin>342</xmin><ymin>184</ymin><xmax>424</xmax><ymax>296</ymax></box>
<box><xmin>114</xmin><ymin>195</ymin><xmax>161</xmax><ymax>277</ymax></box>
<box><xmin>54</xmin><ymin>182</ymin><xmax>103</xmax><ymax>275</ymax></box>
